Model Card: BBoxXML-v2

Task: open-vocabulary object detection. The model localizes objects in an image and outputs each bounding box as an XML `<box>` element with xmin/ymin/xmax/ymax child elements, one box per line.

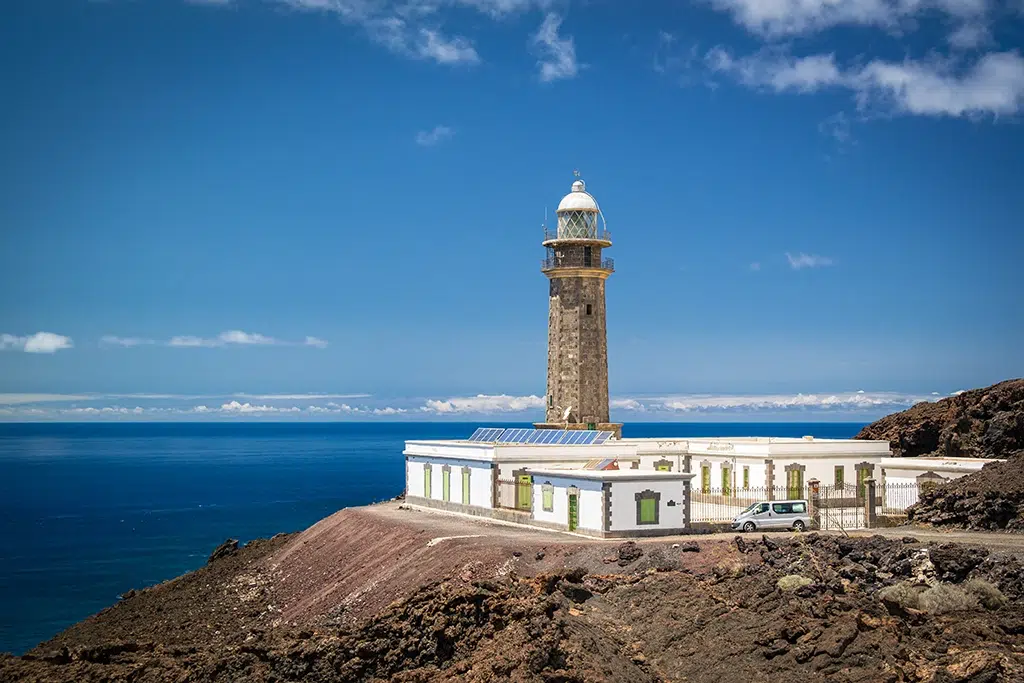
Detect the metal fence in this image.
<box><xmin>690</xmin><ymin>481</ymin><xmax>923</xmax><ymax>530</ymax></box>
<box><xmin>690</xmin><ymin>485</ymin><xmax>806</xmax><ymax>525</ymax></box>
<box><xmin>878</xmin><ymin>481</ymin><xmax>923</xmax><ymax>517</ymax></box>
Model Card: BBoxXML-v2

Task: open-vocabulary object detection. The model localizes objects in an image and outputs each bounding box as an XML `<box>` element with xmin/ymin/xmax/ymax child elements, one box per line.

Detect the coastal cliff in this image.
<box><xmin>854</xmin><ymin>378</ymin><xmax>1024</xmax><ymax>459</ymax></box>
<box><xmin>3</xmin><ymin>504</ymin><xmax>1024</xmax><ymax>681</ymax></box>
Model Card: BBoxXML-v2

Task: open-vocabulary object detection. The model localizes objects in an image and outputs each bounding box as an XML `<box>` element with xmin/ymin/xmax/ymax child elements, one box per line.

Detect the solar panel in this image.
<box><xmin>525</xmin><ymin>430</ymin><xmax>545</xmax><ymax>444</ymax></box>
<box><xmin>513</xmin><ymin>428</ymin><xmax>530</xmax><ymax>442</ymax></box>
<box><xmin>594</xmin><ymin>432</ymin><xmax>612</xmax><ymax>444</ymax></box>
<box><xmin>572</xmin><ymin>431</ymin><xmax>590</xmax><ymax>444</ymax></box>
<box><xmin>496</xmin><ymin>429</ymin><xmax>515</xmax><ymax>442</ymax></box>
<box><xmin>481</xmin><ymin>428</ymin><xmax>503</xmax><ymax>441</ymax></box>
<box><xmin>577</xmin><ymin>431</ymin><xmax>597</xmax><ymax>445</ymax></box>
<box><xmin>505</xmin><ymin>429</ymin><xmax>525</xmax><ymax>443</ymax></box>
<box><xmin>467</xmin><ymin>428</ymin><xmax>486</xmax><ymax>441</ymax></box>
<box><xmin>535</xmin><ymin>430</ymin><xmax>554</xmax><ymax>444</ymax></box>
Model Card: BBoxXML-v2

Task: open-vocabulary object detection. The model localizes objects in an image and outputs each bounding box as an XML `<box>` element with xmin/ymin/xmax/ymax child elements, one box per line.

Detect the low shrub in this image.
<box><xmin>878</xmin><ymin>582</ymin><xmax>985</xmax><ymax>615</ymax></box>
<box><xmin>964</xmin><ymin>578</ymin><xmax>1008</xmax><ymax>610</ymax></box>
<box><xmin>777</xmin><ymin>575</ymin><xmax>813</xmax><ymax>592</ymax></box>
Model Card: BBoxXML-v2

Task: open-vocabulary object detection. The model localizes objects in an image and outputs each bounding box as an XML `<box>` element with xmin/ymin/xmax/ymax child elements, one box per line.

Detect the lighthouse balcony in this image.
<box><xmin>542</xmin><ymin>256</ymin><xmax>614</xmax><ymax>272</ymax></box>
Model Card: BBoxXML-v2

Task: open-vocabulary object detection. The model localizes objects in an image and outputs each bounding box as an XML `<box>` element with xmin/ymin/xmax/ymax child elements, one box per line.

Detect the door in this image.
<box><xmin>517</xmin><ymin>475</ymin><xmax>532</xmax><ymax>510</ymax></box>
<box><xmin>701</xmin><ymin>466</ymin><xmax>711</xmax><ymax>493</ymax></box>
<box><xmin>424</xmin><ymin>467</ymin><xmax>432</xmax><ymax>498</ymax></box>
<box><xmin>787</xmin><ymin>469</ymin><xmax>803</xmax><ymax>500</ymax></box>
<box><xmin>722</xmin><ymin>468</ymin><xmax>732</xmax><ymax>496</ymax></box>
<box><xmin>462</xmin><ymin>468</ymin><xmax>471</xmax><ymax>505</ymax></box>
<box><xmin>442</xmin><ymin>468</ymin><xmax>450</xmax><ymax>502</ymax></box>
<box><xmin>568</xmin><ymin>494</ymin><xmax>579</xmax><ymax>531</ymax></box>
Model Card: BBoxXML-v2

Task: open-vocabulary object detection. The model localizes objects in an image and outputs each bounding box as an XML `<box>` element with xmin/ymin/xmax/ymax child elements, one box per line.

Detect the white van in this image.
<box><xmin>731</xmin><ymin>499</ymin><xmax>810</xmax><ymax>532</ymax></box>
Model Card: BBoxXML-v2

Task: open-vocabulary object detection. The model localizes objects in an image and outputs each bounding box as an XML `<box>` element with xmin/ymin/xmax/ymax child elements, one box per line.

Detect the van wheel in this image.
<box><xmin>742</xmin><ymin>522</ymin><xmax>756</xmax><ymax>533</ymax></box>
<box><xmin>793</xmin><ymin>520</ymin><xmax>806</xmax><ymax>532</ymax></box>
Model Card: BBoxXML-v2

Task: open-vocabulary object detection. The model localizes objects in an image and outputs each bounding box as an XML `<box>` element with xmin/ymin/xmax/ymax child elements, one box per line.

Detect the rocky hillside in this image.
<box><xmin>4</xmin><ymin>505</ymin><xmax>1024</xmax><ymax>681</ymax></box>
<box><xmin>855</xmin><ymin>379</ymin><xmax>1024</xmax><ymax>459</ymax></box>
<box><xmin>907</xmin><ymin>454</ymin><xmax>1024</xmax><ymax>532</ymax></box>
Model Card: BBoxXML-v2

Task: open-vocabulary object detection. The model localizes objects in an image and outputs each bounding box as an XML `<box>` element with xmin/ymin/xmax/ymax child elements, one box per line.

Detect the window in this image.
<box><xmin>772</xmin><ymin>501</ymin><xmax>807</xmax><ymax>514</ymax></box>
<box><xmin>462</xmin><ymin>468</ymin><xmax>471</xmax><ymax>505</ymax></box>
<box><xmin>655</xmin><ymin>462</ymin><xmax>672</xmax><ymax>472</ymax></box>
<box><xmin>583</xmin><ymin>246</ymin><xmax>593</xmax><ymax>267</ymax></box>
<box><xmin>743</xmin><ymin>466</ymin><xmax>750</xmax><ymax>489</ymax></box>
<box><xmin>548</xmin><ymin>394</ymin><xmax>553</xmax><ymax>407</ymax></box>
<box><xmin>636</xmin><ymin>489</ymin><xmax>661</xmax><ymax>525</ymax></box>
<box><xmin>423</xmin><ymin>465</ymin><xmax>432</xmax><ymax>498</ymax></box>
<box><xmin>585</xmin><ymin>303</ymin><xmax>592</xmax><ymax>315</ymax></box>
<box><xmin>792</xmin><ymin>502</ymin><xmax>807</xmax><ymax>513</ymax></box>
<box><xmin>722</xmin><ymin>467</ymin><xmax>732</xmax><ymax>496</ymax></box>
<box><xmin>442</xmin><ymin>467</ymin><xmax>450</xmax><ymax>502</ymax></box>
<box><xmin>835</xmin><ymin>465</ymin><xmax>845</xmax><ymax>488</ymax></box>
<box><xmin>639</xmin><ymin>498</ymin><xmax>656</xmax><ymax>523</ymax></box>
<box><xmin>757</xmin><ymin>503</ymin><xmax>769</xmax><ymax>514</ymax></box>
<box><xmin>542</xmin><ymin>482</ymin><xmax>554</xmax><ymax>512</ymax></box>
<box><xmin>701</xmin><ymin>465</ymin><xmax>711</xmax><ymax>493</ymax></box>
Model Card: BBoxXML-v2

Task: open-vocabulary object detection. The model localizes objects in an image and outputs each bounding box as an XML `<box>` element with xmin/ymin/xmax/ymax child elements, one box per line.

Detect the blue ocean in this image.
<box><xmin>0</xmin><ymin>421</ymin><xmax>864</xmax><ymax>654</ymax></box>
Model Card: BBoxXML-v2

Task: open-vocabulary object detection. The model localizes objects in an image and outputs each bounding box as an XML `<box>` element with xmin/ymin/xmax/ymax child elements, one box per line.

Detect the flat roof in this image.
<box><xmin>525</xmin><ymin>467</ymin><xmax>694</xmax><ymax>481</ymax></box>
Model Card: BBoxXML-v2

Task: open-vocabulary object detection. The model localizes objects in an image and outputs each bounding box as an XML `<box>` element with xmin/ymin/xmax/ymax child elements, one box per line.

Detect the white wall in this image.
<box><xmin>406</xmin><ymin>456</ymin><xmax>494</xmax><ymax>508</ymax></box>
<box><xmin>530</xmin><ymin>476</ymin><xmax>604</xmax><ymax>532</ymax></box>
<box><xmin>609</xmin><ymin>479</ymin><xmax>686</xmax><ymax>532</ymax></box>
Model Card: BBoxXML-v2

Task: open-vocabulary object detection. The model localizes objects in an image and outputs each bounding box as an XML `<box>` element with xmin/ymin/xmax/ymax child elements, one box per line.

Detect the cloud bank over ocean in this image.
<box><xmin>0</xmin><ymin>389</ymin><xmax>947</xmax><ymax>422</ymax></box>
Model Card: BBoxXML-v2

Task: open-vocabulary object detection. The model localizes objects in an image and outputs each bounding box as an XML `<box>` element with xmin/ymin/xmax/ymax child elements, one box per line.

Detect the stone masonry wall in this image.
<box><xmin>545</xmin><ymin>274</ymin><xmax>609</xmax><ymax>425</ymax></box>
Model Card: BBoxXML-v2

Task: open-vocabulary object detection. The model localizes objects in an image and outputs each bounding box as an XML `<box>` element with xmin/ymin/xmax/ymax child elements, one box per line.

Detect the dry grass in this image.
<box><xmin>963</xmin><ymin>578</ymin><xmax>1008</xmax><ymax>610</ymax></box>
<box><xmin>777</xmin><ymin>575</ymin><xmax>813</xmax><ymax>592</ymax></box>
<box><xmin>878</xmin><ymin>581</ymin><xmax>995</xmax><ymax>615</ymax></box>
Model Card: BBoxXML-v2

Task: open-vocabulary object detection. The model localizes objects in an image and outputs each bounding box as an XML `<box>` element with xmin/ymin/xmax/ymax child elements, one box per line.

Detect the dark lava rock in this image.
<box><xmin>616</xmin><ymin>541</ymin><xmax>643</xmax><ymax>566</ymax></box>
<box><xmin>207</xmin><ymin>539</ymin><xmax>239</xmax><ymax>564</ymax></box>
<box><xmin>535</xmin><ymin>551</ymin><xmax>546</xmax><ymax>561</ymax></box>
<box><xmin>678</xmin><ymin>541</ymin><xmax>700</xmax><ymax>553</ymax></box>
<box><xmin>855</xmin><ymin>378</ymin><xmax>1024</xmax><ymax>459</ymax></box>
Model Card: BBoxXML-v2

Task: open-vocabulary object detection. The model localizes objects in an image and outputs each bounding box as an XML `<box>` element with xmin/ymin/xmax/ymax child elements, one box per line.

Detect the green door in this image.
<box><xmin>517</xmin><ymin>475</ymin><xmax>532</xmax><ymax>510</ymax></box>
<box><xmin>424</xmin><ymin>467</ymin><xmax>431</xmax><ymax>498</ymax></box>
<box><xmin>787</xmin><ymin>469</ymin><xmax>803</xmax><ymax>500</ymax></box>
<box><xmin>568</xmin><ymin>494</ymin><xmax>579</xmax><ymax>531</ymax></box>
<box><xmin>442</xmin><ymin>468</ymin><xmax>450</xmax><ymax>502</ymax></box>
<box><xmin>722</xmin><ymin>468</ymin><xmax>731</xmax><ymax>496</ymax></box>
<box><xmin>701</xmin><ymin>466</ymin><xmax>711</xmax><ymax>493</ymax></box>
<box><xmin>462</xmin><ymin>469</ymin><xmax>470</xmax><ymax>505</ymax></box>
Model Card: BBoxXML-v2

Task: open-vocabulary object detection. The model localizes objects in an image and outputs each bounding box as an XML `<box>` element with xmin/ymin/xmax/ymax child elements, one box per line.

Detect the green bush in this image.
<box><xmin>777</xmin><ymin>575</ymin><xmax>813</xmax><ymax>592</ymax></box>
<box><xmin>963</xmin><ymin>578</ymin><xmax>1008</xmax><ymax>610</ymax></box>
<box><xmin>878</xmin><ymin>582</ymin><xmax>986</xmax><ymax>615</ymax></box>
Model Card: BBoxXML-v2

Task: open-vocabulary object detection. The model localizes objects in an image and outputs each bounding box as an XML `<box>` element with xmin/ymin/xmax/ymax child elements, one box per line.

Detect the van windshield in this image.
<box><xmin>740</xmin><ymin>502</ymin><xmax>762</xmax><ymax>515</ymax></box>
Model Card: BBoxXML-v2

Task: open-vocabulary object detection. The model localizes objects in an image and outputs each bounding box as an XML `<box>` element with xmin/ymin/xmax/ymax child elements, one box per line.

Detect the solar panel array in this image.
<box><xmin>466</xmin><ymin>428</ymin><xmax>614</xmax><ymax>445</ymax></box>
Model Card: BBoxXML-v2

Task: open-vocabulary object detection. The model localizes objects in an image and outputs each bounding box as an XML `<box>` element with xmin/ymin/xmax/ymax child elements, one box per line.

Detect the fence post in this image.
<box><xmin>807</xmin><ymin>479</ymin><xmax>821</xmax><ymax>530</ymax></box>
<box><xmin>864</xmin><ymin>479</ymin><xmax>877</xmax><ymax>528</ymax></box>
<box><xmin>683</xmin><ymin>479</ymin><xmax>692</xmax><ymax>529</ymax></box>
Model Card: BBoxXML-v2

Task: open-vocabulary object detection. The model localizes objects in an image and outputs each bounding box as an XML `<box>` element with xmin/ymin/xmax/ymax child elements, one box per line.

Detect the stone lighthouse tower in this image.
<box><xmin>536</xmin><ymin>175</ymin><xmax>622</xmax><ymax>437</ymax></box>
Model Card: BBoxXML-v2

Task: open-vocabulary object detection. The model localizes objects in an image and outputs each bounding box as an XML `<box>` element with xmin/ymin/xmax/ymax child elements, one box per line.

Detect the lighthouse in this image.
<box><xmin>535</xmin><ymin>175</ymin><xmax>622</xmax><ymax>437</ymax></box>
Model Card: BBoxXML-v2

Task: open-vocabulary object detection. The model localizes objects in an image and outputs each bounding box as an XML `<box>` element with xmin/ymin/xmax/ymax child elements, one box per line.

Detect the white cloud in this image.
<box><xmin>415</xmin><ymin>125</ymin><xmax>455</xmax><ymax>146</ymax></box>
<box><xmin>422</xmin><ymin>393</ymin><xmax>546</xmax><ymax>413</ymax></box>
<box><xmin>786</xmin><ymin>252</ymin><xmax>834</xmax><ymax>269</ymax></box>
<box><xmin>219</xmin><ymin>400</ymin><xmax>302</xmax><ymax>414</ymax></box>
<box><xmin>265</xmin><ymin>1</ymin><xmax>481</xmax><ymax>66</ymax></box>
<box><xmin>616</xmin><ymin>390</ymin><xmax>938</xmax><ymax>413</ymax></box>
<box><xmin>947</xmin><ymin>21</ymin><xmax>992</xmax><ymax>49</ymax></box>
<box><xmin>706</xmin><ymin>45</ymin><xmax>1024</xmax><ymax>119</ymax></box>
<box><xmin>100</xmin><ymin>336</ymin><xmax>156</xmax><ymax>347</ymax></box>
<box><xmin>706</xmin><ymin>0</ymin><xmax>989</xmax><ymax>38</ymax></box>
<box><xmin>158</xmin><ymin>330</ymin><xmax>328</xmax><ymax>348</ymax></box>
<box><xmin>749</xmin><ymin>262</ymin><xmax>762</xmax><ymax>271</ymax></box>
<box><xmin>707</xmin><ymin>47</ymin><xmax>843</xmax><ymax>92</ymax></box>
<box><xmin>0</xmin><ymin>393</ymin><xmax>94</xmax><ymax>405</ymax></box>
<box><xmin>532</xmin><ymin>13</ymin><xmax>579</xmax><ymax>82</ymax></box>
<box><xmin>854</xmin><ymin>51</ymin><xmax>1024</xmax><ymax>117</ymax></box>
<box><xmin>233</xmin><ymin>393</ymin><xmax>369</xmax><ymax>400</ymax></box>
<box><xmin>819</xmin><ymin>111</ymin><xmax>853</xmax><ymax>144</ymax></box>
<box><xmin>1</xmin><ymin>332</ymin><xmax>74</xmax><ymax>354</ymax></box>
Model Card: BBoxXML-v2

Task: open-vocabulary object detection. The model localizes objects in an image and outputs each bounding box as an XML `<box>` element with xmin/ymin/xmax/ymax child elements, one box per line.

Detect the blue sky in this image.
<box><xmin>1</xmin><ymin>0</ymin><xmax>1022</xmax><ymax>421</ymax></box>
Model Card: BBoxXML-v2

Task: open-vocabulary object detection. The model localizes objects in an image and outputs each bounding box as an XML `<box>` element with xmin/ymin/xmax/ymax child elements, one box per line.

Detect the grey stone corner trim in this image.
<box><xmin>602</xmin><ymin>482</ymin><xmax>612</xmax><ymax>531</ymax></box>
<box><xmin>442</xmin><ymin>464</ymin><xmax>451</xmax><ymax>473</ymax></box>
<box><xmin>855</xmin><ymin>461</ymin><xmax>876</xmax><ymax>472</ymax></box>
<box><xmin>683</xmin><ymin>454</ymin><xmax>692</xmax><ymax>473</ymax></box>
<box><xmin>700</xmin><ymin>459</ymin><xmax>712</xmax><ymax>468</ymax></box>
<box><xmin>784</xmin><ymin>463</ymin><xmax>807</xmax><ymax>472</ymax></box>
<box><xmin>653</xmin><ymin>458</ymin><xmax>674</xmax><ymax>471</ymax></box>
<box><xmin>635</xmin><ymin>488</ymin><xmax>661</xmax><ymax>525</ymax></box>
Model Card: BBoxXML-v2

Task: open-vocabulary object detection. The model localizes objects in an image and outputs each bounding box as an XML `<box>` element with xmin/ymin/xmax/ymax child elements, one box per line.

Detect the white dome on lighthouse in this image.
<box><xmin>557</xmin><ymin>179</ymin><xmax>599</xmax><ymax>212</ymax></box>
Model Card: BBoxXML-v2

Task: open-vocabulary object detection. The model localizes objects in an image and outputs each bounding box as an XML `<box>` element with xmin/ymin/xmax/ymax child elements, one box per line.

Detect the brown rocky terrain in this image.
<box><xmin>4</xmin><ymin>504</ymin><xmax>1024</xmax><ymax>682</ymax></box>
<box><xmin>908</xmin><ymin>454</ymin><xmax>1024</xmax><ymax>532</ymax></box>
<box><xmin>855</xmin><ymin>378</ymin><xmax>1024</xmax><ymax>459</ymax></box>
